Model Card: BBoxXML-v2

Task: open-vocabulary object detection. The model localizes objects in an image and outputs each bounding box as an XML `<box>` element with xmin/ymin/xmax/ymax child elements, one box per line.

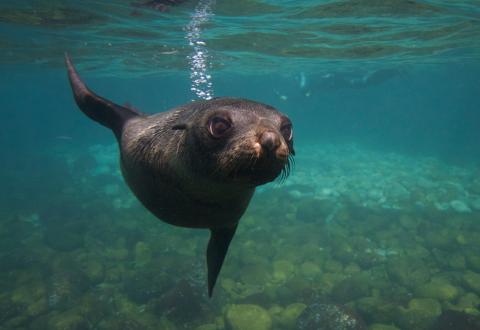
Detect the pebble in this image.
<box><xmin>450</xmin><ymin>200</ymin><xmax>471</xmax><ymax>213</ymax></box>
<box><xmin>471</xmin><ymin>198</ymin><xmax>480</xmax><ymax>211</ymax></box>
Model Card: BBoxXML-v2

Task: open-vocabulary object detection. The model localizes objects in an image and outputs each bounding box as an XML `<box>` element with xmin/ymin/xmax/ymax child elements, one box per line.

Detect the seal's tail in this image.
<box><xmin>64</xmin><ymin>53</ymin><xmax>141</xmax><ymax>140</ymax></box>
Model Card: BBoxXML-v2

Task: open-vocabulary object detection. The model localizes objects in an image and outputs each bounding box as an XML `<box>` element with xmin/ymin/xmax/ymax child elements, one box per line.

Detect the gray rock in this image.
<box><xmin>450</xmin><ymin>200</ymin><xmax>471</xmax><ymax>213</ymax></box>
<box><xmin>471</xmin><ymin>198</ymin><xmax>480</xmax><ymax>211</ymax></box>
<box><xmin>297</xmin><ymin>303</ymin><xmax>366</xmax><ymax>330</ymax></box>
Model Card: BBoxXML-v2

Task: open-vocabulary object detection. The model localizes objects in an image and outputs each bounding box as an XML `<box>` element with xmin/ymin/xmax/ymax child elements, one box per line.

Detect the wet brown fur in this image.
<box><xmin>64</xmin><ymin>54</ymin><xmax>294</xmax><ymax>295</ymax></box>
<box><xmin>120</xmin><ymin>98</ymin><xmax>293</xmax><ymax>229</ymax></box>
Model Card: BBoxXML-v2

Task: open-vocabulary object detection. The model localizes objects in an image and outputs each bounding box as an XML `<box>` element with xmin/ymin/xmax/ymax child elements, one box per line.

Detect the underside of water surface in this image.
<box><xmin>1</xmin><ymin>1</ymin><xmax>480</xmax><ymax>330</ymax></box>
<box><xmin>1</xmin><ymin>0</ymin><xmax>479</xmax><ymax>75</ymax></box>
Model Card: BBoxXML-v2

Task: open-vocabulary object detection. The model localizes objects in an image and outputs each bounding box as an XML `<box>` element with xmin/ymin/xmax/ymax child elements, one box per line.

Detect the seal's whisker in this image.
<box><xmin>222</xmin><ymin>154</ymin><xmax>238</xmax><ymax>177</ymax></box>
<box><xmin>278</xmin><ymin>154</ymin><xmax>294</xmax><ymax>183</ymax></box>
<box><xmin>247</xmin><ymin>152</ymin><xmax>256</xmax><ymax>170</ymax></box>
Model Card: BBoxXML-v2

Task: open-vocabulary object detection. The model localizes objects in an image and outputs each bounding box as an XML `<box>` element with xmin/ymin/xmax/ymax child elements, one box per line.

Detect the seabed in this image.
<box><xmin>1</xmin><ymin>142</ymin><xmax>480</xmax><ymax>329</ymax></box>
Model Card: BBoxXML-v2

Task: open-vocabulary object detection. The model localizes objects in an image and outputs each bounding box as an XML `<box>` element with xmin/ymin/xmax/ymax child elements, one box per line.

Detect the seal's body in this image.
<box><xmin>65</xmin><ymin>55</ymin><xmax>294</xmax><ymax>296</ymax></box>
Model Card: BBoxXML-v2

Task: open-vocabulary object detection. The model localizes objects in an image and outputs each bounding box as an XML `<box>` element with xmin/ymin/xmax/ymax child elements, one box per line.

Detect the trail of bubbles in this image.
<box><xmin>185</xmin><ymin>0</ymin><xmax>215</xmax><ymax>100</ymax></box>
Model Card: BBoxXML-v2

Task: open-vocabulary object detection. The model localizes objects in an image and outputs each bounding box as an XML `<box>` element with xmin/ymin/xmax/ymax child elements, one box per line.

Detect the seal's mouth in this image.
<box><xmin>227</xmin><ymin>153</ymin><xmax>293</xmax><ymax>185</ymax></box>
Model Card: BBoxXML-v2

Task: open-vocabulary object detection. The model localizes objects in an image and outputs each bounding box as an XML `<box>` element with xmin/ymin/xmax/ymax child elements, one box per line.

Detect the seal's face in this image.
<box><xmin>188</xmin><ymin>99</ymin><xmax>294</xmax><ymax>186</ymax></box>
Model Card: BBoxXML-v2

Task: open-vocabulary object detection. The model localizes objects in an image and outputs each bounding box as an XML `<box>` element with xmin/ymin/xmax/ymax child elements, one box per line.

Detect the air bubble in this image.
<box><xmin>185</xmin><ymin>0</ymin><xmax>216</xmax><ymax>101</ymax></box>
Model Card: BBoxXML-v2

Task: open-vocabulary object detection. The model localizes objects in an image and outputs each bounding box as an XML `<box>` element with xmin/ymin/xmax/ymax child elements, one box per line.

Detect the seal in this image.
<box><xmin>65</xmin><ymin>54</ymin><xmax>294</xmax><ymax>296</ymax></box>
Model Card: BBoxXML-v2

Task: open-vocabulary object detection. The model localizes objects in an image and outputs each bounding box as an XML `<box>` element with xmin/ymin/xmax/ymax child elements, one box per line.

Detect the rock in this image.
<box><xmin>114</xmin><ymin>293</ymin><xmax>151</xmax><ymax>325</ymax></box>
<box><xmin>134</xmin><ymin>241</ymin><xmax>152</xmax><ymax>266</ymax></box>
<box><xmin>148</xmin><ymin>279</ymin><xmax>206</xmax><ymax>323</ymax></box>
<box><xmin>463</xmin><ymin>271</ymin><xmax>480</xmax><ymax>294</ymax></box>
<box><xmin>455</xmin><ymin>233</ymin><xmax>467</xmax><ymax>245</ymax></box>
<box><xmin>83</xmin><ymin>258</ymin><xmax>105</xmax><ymax>284</ymax></box>
<box><xmin>277</xmin><ymin>303</ymin><xmax>307</xmax><ymax>328</ymax></box>
<box><xmin>332</xmin><ymin>273</ymin><xmax>372</xmax><ymax>303</ymax></box>
<box><xmin>11</xmin><ymin>280</ymin><xmax>46</xmax><ymax>308</ymax></box>
<box><xmin>41</xmin><ymin>206</ymin><xmax>87</xmax><ymax>252</ymax></box>
<box><xmin>196</xmin><ymin>324</ymin><xmax>218</xmax><ymax>330</ymax></box>
<box><xmin>300</xmin><ymin>261</ymin><xmax>321</xmax><ymax>279</ymax></box>
<box><xmin>104</xmin><ymin>264</ymin><xmax>126</xmax><ymax>283</ymax></box>
<box><xmin>272</xmin><ymin>260</ymin><xmax>295</xmax><ymax>283</ymax></box>
<box><xmin>344</xmin><ymin>263</ymin><xmax>362</xmax><ymax>275</ymax></box>
<box><xmin>239</xmin><ymin>248</ymin><xmax>268</xmax><ymax>266</ymax></box>
<box><xmin>417</xmin><ymin>178</ymin><xmax>437</xmax><ymax>189</ymax></box>
<box><xmin>396</xmin><ymin>298</ymin><xmax>442</xmax><ymax>330</ymax></box>
<box><xmin>368</xmin><ymin>189</ymin><xmax>384</xmax><ymax>201</ymax></box>
<box><xmin>221</xmin><ymin>278</ymin><xmax>264</xmax><ymax>301</ymax></box>
<box><xmin>26</xmin><ymin>298</ymin><xmax>48</xmax><ymax>317</ymax></box>
<box><xmin>386</xmin><ymin>256</ymin><xmax>431</xmax><ymax>288</ymax></box>
<box><xmin>295</xmin><ymin>198</ymin><xmax>336</xmax><ymax>223</ymax></box>
<box><xmin>324</xmin><ymin>259</ymin><xmax>343</xmax><ymax>273</ymax></box>
<box><xmin>430</xmin><ymin>309</ymin><xmax>480</xmax><ymax>330</ymax></box>
<box><xmin>268</xmin><ymin>305</ymin><xmax>284</xmax><ymax>326</ymax></box>
<box><xmin>240</xmin><ymin>264</ymin><xmax>271</xmax><ymax>285</ymax></box>
<box><xmin>0</xmin><ymin>297</ymin><xmax>24</xmax><ymax>325</ymax></box>
<box><xmin>355</xmin><ymin>297</ymin><xmax>397</xmax><ymax>325</ymax></box>
<box><xmin>44</xmin><ymin>222</ymin><xmax>85</xmax><ymax>252</ymax></box>
<box><xmin>331</xmin><ymin>240</ymin><xmax>354</xmax><ymax>264</ymax></box>
<box><xmin>368</xmin><ymin>324</ymin><xmax>400</xmax><ymax>330</ymax></box>
<box><xmin>450</xmin><ymin>200</ymin><xmax>471</xmax><ymax>213</ymax></box>
<box><xmin>48</xmin><ymin>309</ymin><xmax>89</xmax><ymax>330</ymax></box>
<box><xmin>284</xmin><ymin>275</ymin><xmax>316</xmax><ymax>301</ymax></box>
<box><xmin>471</xmin><ymin>198</ymin><xmax>480</xmax><ymax>211</ymax></box>
<box><xmin>75</xmin><ymin>292</ymin><xmax>109</xmax><ymax>326</ymax></box>
<box><xmin>317</xmin><ymin>273</ymin><xmax>342</xmax><ymax>296</ymax></box>
<box><xmin>105</xmin><ymin>247</ymin><xmax>129</xmax><ymax>261</ymax></box>
<box><xmin>123</xmin><ymin>269</ymin><xmax>170</xmax><ymax>304</ymax></box>
<box><xmin>46</xmin><ymin>271</ymin><xmax>90</xmax><ymax>309</ymax></box>
<box><xmin>466</xmin><ymin>254</ymin><xmax>480</xmax><ymax>272</ymax></box>
<box><xmin>469</xmin><ymin>179</ymin><xmax>480</xmax><ymax>194</ymax></box>
<box><xmin>296</xmin><ymin>303</ymin><xmax>366</xmax><ymax>330</ymax></box>
<box><xmin>389</xmin><ymin>182</ymin><xmax>410</xmax><ymax>200</ymax></box>
<box><xmin>225</xmin><ymin>304</ymin><xmax>272</xmax><ymax>330</ymax></box>
<box><xmin>415</xmin><ymin>279</ymin><xmax>460</xmax><ymax>301</ymax></box>
<box><xmin>99</xmin><ymin>308</ymin><xmax>161</xmax><ymax>330</ymax></box>
<box><xmin>448</xmin><ymin>254</ymin><xmax>466</xmax><ymax>270</ymax></box>
<box><xmin>456</xmin><ymin>293</ymin><xmax>480</xmax><ymax>310</ymax></box>
<box><xmin>103</xmin><ymin>183</ymin><xmax>120</xmax><ymax>195</ymax></box>
<box><xmin>275</xmin><ymin>285</ymin><xmax>295</xmax><ymax>304</ymax></box>
<box><xmin>214</xmin><ymin>316</ymin><xmax>225</xmax><ymax>329</ymax></box>
<box><xmin>399</xmin><ymin>215</ymin><xmax>418</xmax><ymax>230</ymax></box>
<box><xmin>424</xmin><ymin>228</ymin><xmax>455</xmax><ymax>249</ymax></box>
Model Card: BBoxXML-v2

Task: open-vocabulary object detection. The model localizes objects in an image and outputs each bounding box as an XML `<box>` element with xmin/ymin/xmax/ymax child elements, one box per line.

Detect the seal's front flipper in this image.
<box><xmin>207</xmin><ymin>225</ymin><xmax>237</xmax><ymax>297</ymax></box>
<box><xmin>64</xmin><ymin>54</ymin><xmax>141</xmax><ymax>140</ymax></box>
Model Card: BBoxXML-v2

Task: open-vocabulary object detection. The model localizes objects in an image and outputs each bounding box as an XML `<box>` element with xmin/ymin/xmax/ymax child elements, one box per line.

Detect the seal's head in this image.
<box><xmin>178</xmin><ymin>98</ymin><xmax>294</xmax><ymax>186</ymax></box>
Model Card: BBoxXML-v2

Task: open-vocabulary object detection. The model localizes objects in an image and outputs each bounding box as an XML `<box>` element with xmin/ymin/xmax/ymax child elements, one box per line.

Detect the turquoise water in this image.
<box><xmin>1</xmin><ymin>1</ymin><xmax>480</xmax><ymax>329</ymax></box>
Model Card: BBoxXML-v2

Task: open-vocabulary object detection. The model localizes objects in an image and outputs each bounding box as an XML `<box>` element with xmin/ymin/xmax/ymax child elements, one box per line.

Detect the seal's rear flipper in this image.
<box><xmin>64</xmin><ymin>53</ymin><xmax>141</xmax><ymax>140</ymax></box>
<box><xmin>207</xmin><ymin>225</ymin><xmax>237</xmax><ymax>297</ymax></box>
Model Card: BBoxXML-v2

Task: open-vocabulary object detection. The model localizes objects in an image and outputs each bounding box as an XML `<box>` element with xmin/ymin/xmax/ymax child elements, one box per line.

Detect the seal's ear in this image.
<box><xmin>65</xmin><ymin>53</ymin><xmax>141</xmax><ymax>140</ymax></box>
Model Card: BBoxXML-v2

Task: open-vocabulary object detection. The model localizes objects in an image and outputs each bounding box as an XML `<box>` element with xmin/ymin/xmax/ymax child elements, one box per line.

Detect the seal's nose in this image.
<box><xmin>259</xmin><ymin>131</ymin><xmax>280</xmax><ymax>153</ymax></box>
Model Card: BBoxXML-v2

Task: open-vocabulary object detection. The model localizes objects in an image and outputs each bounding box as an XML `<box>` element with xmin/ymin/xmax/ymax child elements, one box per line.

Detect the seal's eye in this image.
<box><xmin>280</xmin><ymin>123</ymin><xmax>293</xmax><ymax>142</ymax></box>
<box><xmin>208</xmin><ymin>116</ymin><xmax>232</xmax><ymax>138</ymax></box>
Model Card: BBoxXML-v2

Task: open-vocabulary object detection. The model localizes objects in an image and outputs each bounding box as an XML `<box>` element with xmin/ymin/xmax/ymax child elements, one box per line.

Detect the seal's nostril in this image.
<box><xmin>260</xmin><ymin>131</ymin><xmax>279</xmax><ymax>152</ymax></box>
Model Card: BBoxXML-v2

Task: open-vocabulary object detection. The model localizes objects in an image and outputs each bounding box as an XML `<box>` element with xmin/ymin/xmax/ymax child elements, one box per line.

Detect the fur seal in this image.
<box><xmin>65</xmin><ymin>54</ymin><xmax>294</xmax><ymax>296</ymax></box>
